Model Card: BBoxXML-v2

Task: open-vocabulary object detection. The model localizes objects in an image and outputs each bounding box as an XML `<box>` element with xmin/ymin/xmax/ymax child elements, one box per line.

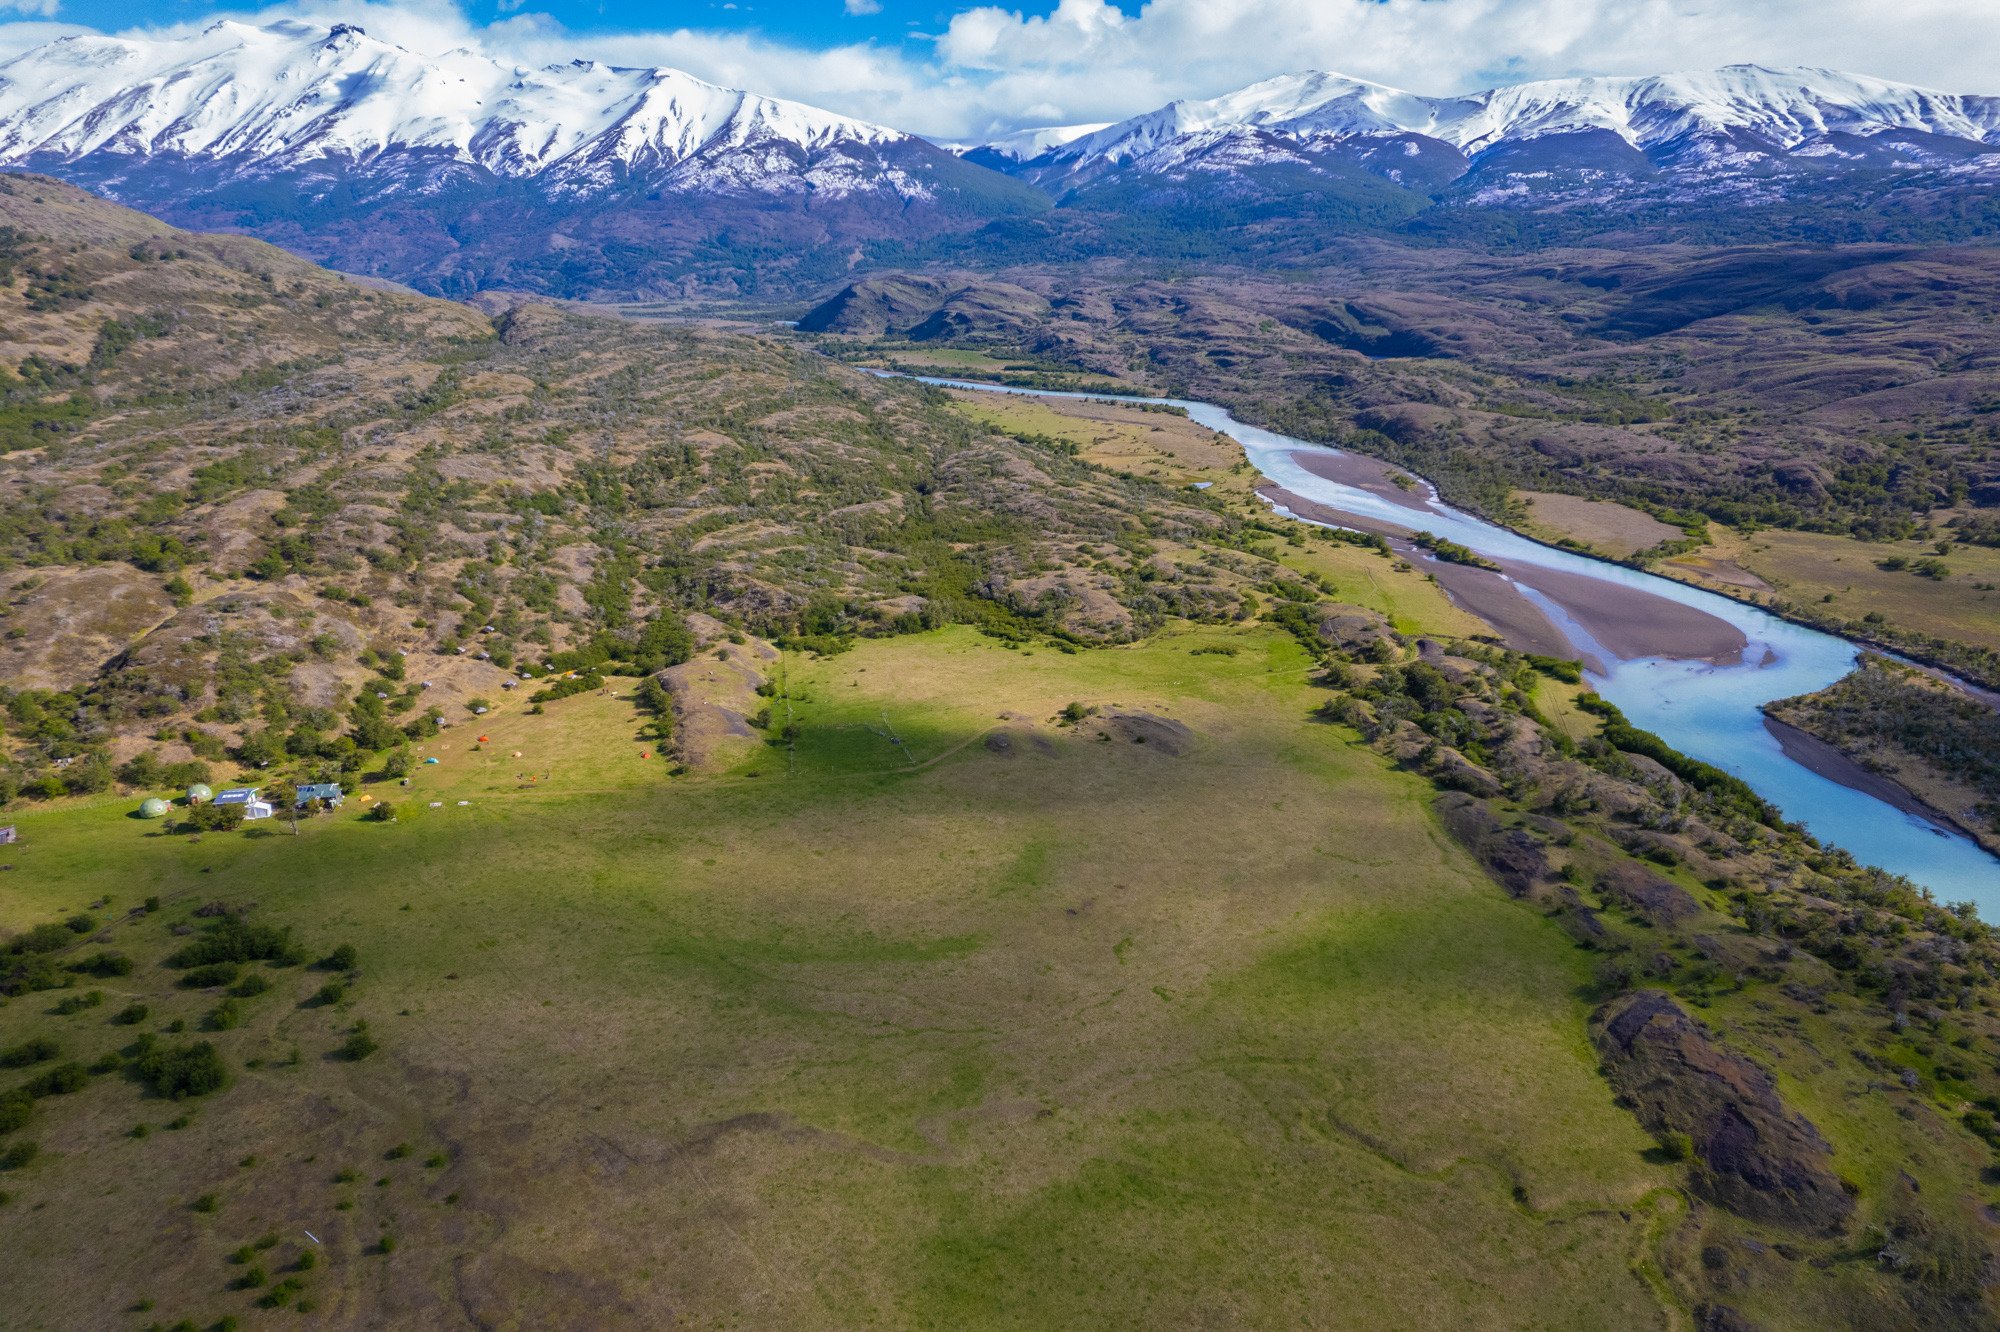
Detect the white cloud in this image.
<box><xmin>932</xmin><ymin>0</ymin><xmax>2000</xmax><ymax>134</ymax></box>
<box><xmin>0</xmin><ymin>0</ymin><xmax>60</xmax><ymax>17</ymax></box>
<box><xmin>2</xmin><ymin>0</ymin><xmax>1995</xmax><ymax>141</ymax></box>
<box><xmin>844</xmin><ymin>0</ymin><xmax>882</xmax><ymax>15</ymax></box>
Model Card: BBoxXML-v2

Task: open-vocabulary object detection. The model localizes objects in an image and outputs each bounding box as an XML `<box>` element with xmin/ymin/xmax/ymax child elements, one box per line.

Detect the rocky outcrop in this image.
<box><xmin>1597</xmin><ymin>860</ymin><xmax>1701</xmax><ymax>927</ymax></box>
<box><xmin>1435</xmin><ymin>793</ymin><xmax>1554</xmax><ymax>897</ymax></box>
<box><xmin>1595</xmin><ymin>989</ymin><xmax>1854</xmax><ymax>1234</ymax></box>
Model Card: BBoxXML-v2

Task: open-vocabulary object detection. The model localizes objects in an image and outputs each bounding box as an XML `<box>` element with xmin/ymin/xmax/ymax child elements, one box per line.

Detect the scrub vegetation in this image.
<box><xmin>3</xmin><ymin>181</ymin><xmax>2000</xmax><ymax>1331</ymax></box>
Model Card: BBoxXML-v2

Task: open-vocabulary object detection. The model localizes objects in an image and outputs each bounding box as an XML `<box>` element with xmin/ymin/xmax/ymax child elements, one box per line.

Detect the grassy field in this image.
<box><xmin>1514</xmin><ymin>491</ymin><xmax>1682</xmax><ymax>559</ymax></box>
<box><xmin>1663</xmin><ymin>524</ymin><xmax>2000</xmax><ymax>655</ymax></box>
<box><xmin>0</xmin><ymin>625</ymin><xmax>1677</xmax><ymax>1329</ymax></box>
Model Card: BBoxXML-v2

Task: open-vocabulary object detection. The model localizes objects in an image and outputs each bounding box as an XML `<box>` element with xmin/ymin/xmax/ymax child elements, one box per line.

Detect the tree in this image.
<box><xmin>180</xmin><ymin>803</ymin><xmax>245</xmax><ymax>834</ymax></box>
<box><xmin>266</xmin><ymin>780</ymin><xmax>299</xmax><ymax>834</ymax></box>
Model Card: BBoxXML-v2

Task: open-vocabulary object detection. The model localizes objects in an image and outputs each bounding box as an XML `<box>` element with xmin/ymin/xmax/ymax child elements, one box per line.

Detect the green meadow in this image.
<box><xmin>0</xmin><ymin>627</ymin><xmax>1677</xmax><ymax>1327</ymax></box>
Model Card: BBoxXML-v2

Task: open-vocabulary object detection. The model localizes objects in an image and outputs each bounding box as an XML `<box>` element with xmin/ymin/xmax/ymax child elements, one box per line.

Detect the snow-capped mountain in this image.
<box><xmin>0</xmin><ymin>19</ymin><xmax>1050</xmax><ymax>299</ymax></box>
<box><xmin>999</xmin><ymin>65</ymin><xmax>2000</xmax><ymax>183</ymax></box>
<box><xmin>948</xmin><ymin>121</ymin><xmax>1112</xmax><ymax>171</ymax></box>
<box><xmin>2</xmin><ymin>23</ymin><xmax>1993</xmax><ymax>298</ymax></box>
<box><xmin>0</xmin><ymin>18</ymin><xmax>945</xmax><ymax>199</ymax></box>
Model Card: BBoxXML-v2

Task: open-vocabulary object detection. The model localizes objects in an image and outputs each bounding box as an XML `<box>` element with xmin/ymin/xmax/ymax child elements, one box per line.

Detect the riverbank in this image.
<box><xmin>1262</xmin><ymin>460</ymin><xmax>1749</xmax><ymax>669</ymax></box>
<box><xmin>1761</xmin><ymin>715</ymin><xmax>1981</xmax><ymax>847</ymax></box>
<box><xmin>886</xmin><ymin>368</ymin><xmax>2000</xmax><ymax>901</ymax></box>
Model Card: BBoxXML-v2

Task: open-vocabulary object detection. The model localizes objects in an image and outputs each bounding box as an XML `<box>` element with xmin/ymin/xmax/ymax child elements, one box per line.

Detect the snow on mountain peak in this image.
<box><xmin>0</xmin><ymin>19</ymin><xmax>920</xmax><ymax>193</ymax></box>
<box><xmin>1006</xmin><ymin>64</ymin><xmax>2000</xmax><ymax>172</ymax></box>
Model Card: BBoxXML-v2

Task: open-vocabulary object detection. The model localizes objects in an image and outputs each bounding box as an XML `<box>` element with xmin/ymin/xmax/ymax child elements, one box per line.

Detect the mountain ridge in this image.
<box><xmin>988</xmin><ymin>64</ymin><xmax>2000</xmax><ymax>178</ymax></box>
<box><xmin>0</xmin><ymin>18</ymin><xmax>931</xmax><ymax>198</ymax></box>
<box><xmin>2</xmin><ymin>23</ymin><xmax>1997</xmax><ymax>296</ymax></box>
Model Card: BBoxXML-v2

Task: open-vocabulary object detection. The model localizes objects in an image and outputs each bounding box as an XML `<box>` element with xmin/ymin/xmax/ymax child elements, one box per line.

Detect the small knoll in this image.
<box><xmin>663</xmin><ymin>621</ymin><xmax>777</xmax><ymax>772</ymax></box>
<box><xmin>1594</xmin><ymin>989</ymin><xmax>1854</xmax><ymax>1235</ymax></box>
<box><xmin>1091</xmin><ymin>708</ymin><xmax>1195</xmax><ymax>755</ymax></box>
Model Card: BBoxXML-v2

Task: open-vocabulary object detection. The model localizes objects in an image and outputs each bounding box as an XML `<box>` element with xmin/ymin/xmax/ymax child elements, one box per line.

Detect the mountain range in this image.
<box><xmin>993</xmin><ymin>66</ymin><xmax>2000</xmax><ymax>185</ymax></box>
<box><xmin>0</xmin><ymin>20</ymin><xmax>1995</xmax><ymax>296</ymax></box>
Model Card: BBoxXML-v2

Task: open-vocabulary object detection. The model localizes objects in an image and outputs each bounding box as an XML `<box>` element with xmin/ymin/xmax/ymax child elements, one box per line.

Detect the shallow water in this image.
<box><xmin>903</xmin><ymin>373</ymin><xmax>2000</xmax><ymax>912</ymax></box>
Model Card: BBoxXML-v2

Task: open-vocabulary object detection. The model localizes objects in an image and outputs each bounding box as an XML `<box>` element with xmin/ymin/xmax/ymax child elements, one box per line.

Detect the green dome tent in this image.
<box><xmin>186</xmin><ymin>783</ymin><xmax>213</xmax><ymax>803</ymax></box>
<box><xmin>139</xmin><ymin>797</ymin><xmax>170</xmax><ymax>819</ymax></box>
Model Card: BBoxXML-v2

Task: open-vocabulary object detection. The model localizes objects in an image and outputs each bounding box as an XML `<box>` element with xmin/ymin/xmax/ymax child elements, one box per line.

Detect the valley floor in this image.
<box><xmin>0</xmin><ymin>626</ymin><xmax>1674</xmax><ymax>1329</ymax></box>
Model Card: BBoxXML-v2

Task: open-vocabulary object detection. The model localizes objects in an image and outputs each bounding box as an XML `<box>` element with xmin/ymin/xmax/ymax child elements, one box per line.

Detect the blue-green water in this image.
<box><xmin>905</xmin><ymin>373</ymin><xmax>2000</xmax><ymax>912</ymax></box>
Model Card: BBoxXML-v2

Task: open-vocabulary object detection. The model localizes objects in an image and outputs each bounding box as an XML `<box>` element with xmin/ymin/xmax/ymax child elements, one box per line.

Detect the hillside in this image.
<box><xmin>4</xmin><ymin>184</ymin><xmax>2000</xmax><ymax>1331</ymax></box>
<box><xmin>801</xmin><ymin>243</ymin><xmax>2000</xmax><ymax>686</ymax></box>
<box><xmin>0</xmin><ymin>175</ymin><xmax>1252</xmax><ymax>805</ymax></box>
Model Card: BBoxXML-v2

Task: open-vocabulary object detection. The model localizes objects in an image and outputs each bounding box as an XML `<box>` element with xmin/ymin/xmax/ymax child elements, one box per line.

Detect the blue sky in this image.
<box><xmin>49</xmin><ymin>1</ymin><xmax>1141</xmax><ymax>50</ymax></box>
<box><xmin>5</xmin><ymin>0</ymin><xmax>1996</xmax><ymax>140</ymax></box>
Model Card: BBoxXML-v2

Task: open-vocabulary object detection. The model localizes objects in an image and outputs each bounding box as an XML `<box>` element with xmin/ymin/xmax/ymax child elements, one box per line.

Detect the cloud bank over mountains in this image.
<box><xmin>1</xmin><ymin>0</ymin><xmax>1996</xmax><ymax>141</ymax></box>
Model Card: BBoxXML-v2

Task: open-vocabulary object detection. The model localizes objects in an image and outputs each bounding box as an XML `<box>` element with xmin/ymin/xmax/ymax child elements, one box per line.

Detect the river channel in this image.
<box><xmin>903</xmin><ymin>373</ymin><xmax>2000</xmax><ymax>911</ymax></box>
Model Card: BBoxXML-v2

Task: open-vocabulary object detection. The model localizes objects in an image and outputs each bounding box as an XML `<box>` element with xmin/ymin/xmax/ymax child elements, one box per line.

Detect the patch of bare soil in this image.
<box><xmin>0</xmin><ymin>565</ymin><xmax>174</xmax><ymax>689</ymax></box>
<box><xmin>983</xmin><ymin>722</ymin><xmax>1058</xmax><ymax>758</ymax></box>
<box><xmin>1089</xmin><ymin>708</ymin><xmax>1195</xmax><ymax>755</ymax></box>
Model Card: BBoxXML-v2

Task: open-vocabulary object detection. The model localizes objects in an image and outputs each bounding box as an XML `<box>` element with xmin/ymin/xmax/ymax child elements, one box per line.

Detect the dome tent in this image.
<box><xmin>139</xmin><ymin>797</ymin><xmax>170</xmax><ymax>819</ymax></box>
<box><xmin>186</xmin><ymin>783</ymin><xmax>213</xmax><ymax>803</ymax></box>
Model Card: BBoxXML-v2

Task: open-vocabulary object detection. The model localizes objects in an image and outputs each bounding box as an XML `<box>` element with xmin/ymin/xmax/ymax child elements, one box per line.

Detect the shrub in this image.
<box><xmin>296</xmin><ymin>1248</ymin><xmax>318</xmax><ymax>1272</ymax></box>
<box><xmin>337</xmin><ymin>1023</ymin><xmax>378</xmax><ymax>1062</ymax></box>
<box><xmin>111</xmin><ymin>1002</ymin><xmax>149</xmax><ymax>1026</ymax></box>
<box><xmin>377</xmin><ymin>1235</ymin><xmax>397</xmax><ymax>1254</ymax></box>
<box><xmin>368</xmin><ymin>800</ymin><xmax>396</xmax><ymax>823</ymax></box>
<box><xmin>0</xmin><ymin>1037</ymin><xmax>59</xmax><ymax>1068</ymax></box>
<box><xmin>189</xmin><ymin>1191</ymin><xmax>219</xmax><ymax>1213</ymax></box>
<box><xmin>1659</xmin><ymin>1130</ymin><xmax>1695</xmax><ymax>1162</ymax></box>
<box><xmin>4</xmin><ymin>923</ymin><xmax>72</xmax><ymax>956</ymax></box>
<box><xmin>232</xmin><ymin>1264</ymin><xmax>266</xmax><ymax>1289</ymax></box>
<box><xmin>203</xmin><ymin>999</ymin><xmax>241</xmax><ymax>1031</ymax></box>
<box><xmin>24</xmin><ymin>1061</ymin><xmax>88</xmax><ymax>1097</ymax></box>
<box><xmin>64</xmin><ymin>913</ymin><xmax>96</xmax><ymax>935</ymax></box>
<box><xmin>227</xmin><ymin>972</ymin><xmax>270</xmax><ymax>999</ymax></box>
<box><xmin>0</xmin><ymin>1090</ymin><xmax>31</xmax><ymax>1134</ymax></box>
<box><xmin>166</xmin><ymin>917</ymin><xmax>301</xmax><ymax>970</ymax></box>
<box><xmin>0</xmin><ymin>1141</ymin><xmax>37</xmax><ymax>1170</ymax></box>
<box><xmin>257</xmin><ymin>1276</ymin><xmax>304</xmax><ymax>1308</ymax></box>
<box><xmin>51</xmin><ymin>990</ymin><xmax>104</xmax><ymax>1016</ymax></box>
<box><xmin>70</xmin><ymin>951</ymin><xmax>131</xmax><ymax>978</ymax></box>
<box><xmin>321</xmin><ymin>943</ymin><xmax>358</xmax><ymax>972</ymax></box>
<box><xmin>424</xmin><ymin>1152</ymin><xmax>447</xmax><ymax>1168</ymax></box>
<box><xmin>133</xmin><ymin>1041</ymin><xmax>228</xmax><ymax>1099</ymax></box>
<box><xmin>385</xmin><ymin>1142</ymin><xmax>410</xmax><ymax>1160</ymax></box>
<box><xmin>177</xmin><ymin>962</ymin><xmax>240</xmax><ymax>989</ymax></box>
<box><xmin>308</xmin><ymin>981</ymin><xmax>345</xmax><ymax>1008</ymax></box>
